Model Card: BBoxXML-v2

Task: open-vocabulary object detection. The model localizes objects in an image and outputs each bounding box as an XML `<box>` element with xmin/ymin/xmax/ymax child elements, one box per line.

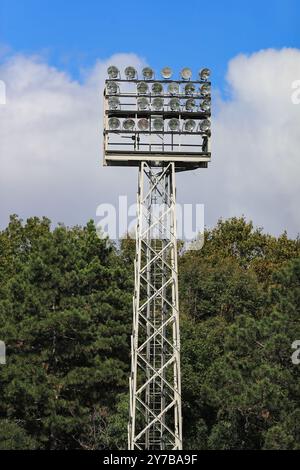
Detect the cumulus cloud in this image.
<box><xmin>0</xmin><ymin>52</ymin><xmax>145</xmax><ymax>228</ymax></box>
<box><xmin>0</xmin><ymin>48</ymin><xmax>299</xmax><ymax>236</ymax></box>
<box><xmin>179</xmin><ymin>48</ymin><xmax>300</xmax><ymax>237</ymax></box>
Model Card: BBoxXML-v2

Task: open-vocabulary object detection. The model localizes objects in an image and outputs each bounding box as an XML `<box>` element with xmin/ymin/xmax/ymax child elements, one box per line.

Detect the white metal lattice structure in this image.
<box><xmin>102</xmin><ymin>65</ymin><xmax>212</xmax><ymax>450</ymax></box>
<box><xmin>128</xmin><ymin>162</ymin><xmax>182</xmax><ymax>450</ymax></box>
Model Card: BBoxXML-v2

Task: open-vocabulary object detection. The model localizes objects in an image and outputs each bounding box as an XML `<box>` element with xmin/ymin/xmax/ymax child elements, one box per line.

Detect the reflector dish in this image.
<box><xmin>200</xmin><ymin>98</ymin><xmax>211</xmax><ymax>112</ymax></box>
<box><xmin>199</xmin><ymin>68</ymin><xmax>210</xmax><ymax>81</ymax></box>
<box><xmin>108</xmin><ymin>96</ymin><xmax>120</xmax><ymax>110</ymax></box>
<box><xmin>185</xmin><ymin>98</ymin><xmax>195</xmax><ymax>111</ymax></box>
<box><xmin>169</xmin><ymin>118</ymin><xmax>180</xmax><ymax>131</ymax></box>
<box><xmin>137</xmin><ymin>97</ymin><xmax>149</xmax><ymax>110</ymax></box>
<box><xmin>161</xmin><ymin>67</ymin><xmax>172</xmax><ymax>79</ymax></box>
<box><xmin>125</xmin><ymin>66</ymin><xmax>137</xmax><ymax>80</ymax></box>
<box><xmin>142</xmin><ymin>67</ymin><xmax>154</xmax><ymax>80</ymax></box>
<box><xmin>108</xmin><ymin>117</ymin><xmax>120</xmax><ymax>130</ymax></box>
<box><xmin>200</xmin><ymin>119</ymin><xmax>211</xmax><ymax>132</ymax></box>
<box><xmin>123</xmin><ymin>119</ymin><xmax>135</xmax><ymax>130</ymax></box>
<box><xmin>168</xmin><ymin>82</ymin><xmax>179</xmax><ymax>95</ymax></box>
<box><xmin>137</xmin><ymin>82</ymin><xmax>148</xmax><ymax>94</ymax></box>
<box><xmin>152</xmin><ymin>97</ymin><xmax>164</xmax><ymax>111</ymax></box>
<box><xmin>152</xmin><ymin>118</ymin><xmax>164</xmax><ymax>131</ymax></box>
<box><xmin>184</xmin><ymin>83</ymin><xmax>196</xmax><ymax>95</ymax></box>
<box><xmin>107</xmin><ymin>66</ymin><xmax>119</xmax><ymax>79</ymax></box>
<box><xmin>181</xmin><ymin>67</ymin><xmax>192</xmax><ymax>80</ymax></box>
<box><xmin>107</xmin><ymin>81</ymin><xmax>119</xmax><ymax>94</ymax></box>
<box><xmin>138</xmin><ymin>118</ymin><xmax>149</xmax><ymax>131</ymax></box>
<box><xmin>184</xmin><ymin>119</ymin><xmax>196</xmax><ymax>132</ymax></box>
<box><xmin>200</xmin><ymin>83</ymin><xmax>211</xmax><ymax>97</ymax></box>
<box><xmin>152</xmin><ymin>83</ymin><xmax>163</xmax><ymax>95</ymax></box>
<box><xmin>169</xmin><ymin>98</ymin><xmax>180</xmax><ymax>111</ymax></box>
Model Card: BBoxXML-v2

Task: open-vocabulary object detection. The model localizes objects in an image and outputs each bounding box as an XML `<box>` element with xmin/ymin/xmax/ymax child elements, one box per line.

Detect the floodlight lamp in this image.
<box><xmin>137</xmin><ymin>82</ymin><xmax>149</xmax><ymax>94</ymax></box>
<box><xmin>152</xmin><ymin>97</ymin><xmax>164</xmax><ymax>111</ymax></box>
<box><xmin>169</xmin><ymin>118</ymin><xmax>180</xmax><ymax>131</ymax></box>
<box><xmin>138</xmin><ymin>118</ymin><xmax>149</xmax><ymax>131</ymax></box>
<box><xmin>108</xmin><ymin>117</ymin><xmax>120</xmax><ymax>130</ymax></box>
<box><xmin>108</xmin><ymin>96</ymin><xmax>120</xmax><ymax>110</ymax></box>
<box><xmin>169</xmin><ymin>98</ymin><xmax>180</xmax><ymax>111</ymax></box>
<box><xmin>152</xmin><ymin>83</ymin><xmax>163</xmax><ymax>95</ymax></box>
<box><xmin>137</xmin><ymin>97</ymin><xmax>149</xmax><ymax>110</ymax></box>
<box><xmin>125</xmin><ymin>66</ymin><xmax>137</xmax><ymax>80</ymax></box>
<box><xmin>181</xmin><ymin>67</ymin><xmax>192</xmax><ymax>80</ymax></box>
<box><xmin>106</xmin><ymin>81</ymin><xmax>119</xmax><ymax>95</ymax></box>
<box><xmin>107</xmin><ymin>66</ymin><xmax>119</xmax><ymax>79</ymax></box>
<box><xmin>142</xmin><ymin>67</ymin><xmax>154</xmax><ymax>80</ymax></box>
<box><xmin>200</xmin><ymin>98</ymin><xmax>211</xmax><ymax>112</ymax></box>
<box><xmin>184</xmin><ymin>119</ymin><xmax>196</xmax><ymax>132</ymax></box>
<box><xmin>200</xmin><ymin>119</ymin><xmax>211</xmax><ymax>132</ymax></box>
<box><xmin>200</xmin><ymin>83</ymin><xmax>211</xmax><ymax>97</ymax></box>
<box><xmin>168</xmin><ymin>82</ymin><xmax>179</xmax><ymax>95</ymax></box>
<box><xmin>184</xmin><ymin>83</ymin><xmax>196</xmax><ymax>95</ymax></box>
<box><xmin>199</xmin><ymin>68</ymin><xmax>210</xmax><ymax>81</ymax></box>
<box><xmin>152</xmin><ymin>118</ymin><xmax>164</xmax><ymax>131</ymax></box>
<box><xmin>185</xmin><ymin>98</ymin><xmax>196</xmax><ymax>111</ymax></box>
<box><xmin>123</xmin><ymin>118</ymin><xmax>135</xmax><ymax>131</ymax></box>
<box><xmin>161</xmin><ymin>67</ymin><xmax>172</xmax><ymax>79</ymax></box>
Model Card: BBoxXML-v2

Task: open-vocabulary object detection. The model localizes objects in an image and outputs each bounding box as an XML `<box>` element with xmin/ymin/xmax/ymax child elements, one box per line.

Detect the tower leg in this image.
<box><xmin>129</xmin><ymin>162</ymin><xmax>182</xmax><ymax>450</ymax></box>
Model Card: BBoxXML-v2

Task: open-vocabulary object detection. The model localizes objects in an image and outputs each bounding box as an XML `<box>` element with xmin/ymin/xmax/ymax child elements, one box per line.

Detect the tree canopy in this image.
<box><xmin>0</xmin><ymin>215</ymin><xmax>299</xmax><ymax>449</ymax></box>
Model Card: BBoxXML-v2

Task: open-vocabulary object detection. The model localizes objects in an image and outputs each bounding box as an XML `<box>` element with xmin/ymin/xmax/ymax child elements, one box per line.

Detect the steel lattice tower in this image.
<box><xmin>128</xmin><ymin>162</ymin><xmax>182</xmax><ymax>450</ymax></box>
<box><xmin>102</xmin><ymin>64</ymin><xmax>211</xmax><ymax>450</ymax></box>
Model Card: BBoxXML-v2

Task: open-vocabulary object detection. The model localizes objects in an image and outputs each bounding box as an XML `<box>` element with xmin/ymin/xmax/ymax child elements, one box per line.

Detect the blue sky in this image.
<box><xmin>1</xmin><ymin>0</ymin><xmax>299</xmax><ymax>89</ymax></box>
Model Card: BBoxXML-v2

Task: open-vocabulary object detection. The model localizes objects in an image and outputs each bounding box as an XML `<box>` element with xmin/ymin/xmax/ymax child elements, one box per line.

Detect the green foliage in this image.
<box><xmin>0</xmin><ymin>215</ymin><xmax>299</xmax><ymax>449</ymax></box>
<box><xmin>0</xmin><ymin>216</ymin><xmax>132</xmax><ymax>449</ymax></box>
<box><xmin>180</xmin><ymin>219</ymin><xmax>300</xmax><ymax>449</ymax></box>
<box><xmin>0</xmin><ymin>419</ymin><xmax>37</xmax><ymax>450</ymax></box>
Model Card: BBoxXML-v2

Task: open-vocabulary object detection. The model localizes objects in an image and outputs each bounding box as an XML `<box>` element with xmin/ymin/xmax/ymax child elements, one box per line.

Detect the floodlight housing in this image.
<box><xmin>109</xmin><ymin>117</ymin><xmax>120</xmax><ymax>130</ymax></box>
<box><xmin>169</xmin><ymin>98</ymin><xmax>180</xmax><ymax>111</ymax></box>
<box><xmin>185</xmin><ymin>98</ymin><xmax>196</xmax><ymax>111</ymax></box>
<box><xmin>152</xmin><ymin>117</ymin><xmax>164</xmax><ymax>131</ymax></box>
<box><xmin>200</xmin><ymin>68</ymin><xmax>210</xmax><ymax>81</ymax></box>
<box><xmin>185</xmin><ymin>83</ymin><xmax>196</xmax><ymax>95</ymax></box>
<box><xmin>103</xmin><ymin>65</ymin><xmax>211</xmax><ymax>169</ymax></box>
<box><xmin>169</xmin><ymin>118</ymin><xmax>180</xmax><ymax>131</ymax></box>
<box><xmin>123</xmin><ymin>118</ymin><xmax>135</xmax><ymax>130</ymax></box>
<box><xmin>137</xmin><ymin>82</ymin><xmax>148</xmax><ymax>94</ymax></box>
<box><xmin>125</xmin><ymin>66</ymin><xmax>137</xmax><ymax>80</ymax></box>
<box><xmin>138</xmin><ymin>118</ymin><xmax>149</xmax><ymax>131</ymax></box>
<box><xmin>108</xmin><ymin>96</ymin><xmax>120</xmax><ymax>110</ymax></box>
<box><xmin>200</xmin><ymin>119</ymin><xmax>211</xmax><ymax>132</ymax></box>
<box><xmin>168</xmin><ymin>82</ymin><xmax>179</xmax><ymax>95</ymax></box>
<box><xmin>107</xmin><ymin>81</ymin><xmax>119</xmax><ymax>94</ymax></box>
<box><xmin>200</xmin><ymin>83</ymin><xmax>211</xmax><ymax>97</ymax></box>
<box><xmin>184</xmin><ymin>119</ymin><xmax>196</xmax><ymax>132</ymax></box>
<box><xmin>152</xmin><ymin>97</ymin><xmax>164</xmax><ymax>111</ymax></box>
<box><xmin>107</xmin><ymin>66</ymin><xmax>119</xmax><ymax>79</ymax></box>
<box><xmin>200</xmin><ymin>98</ymin><xmax>211</xmax><ymax>112</ymax></box>
<box><xmin>181</xmin><ymin>67</ymin><xmax>192</xmax><ymax>80</ymax></box>
<box><xmin>152</xmin><ymin>83</ymin><xmax>163</xmax><ymax>94</ymax></box>
<box><xmin>137</xmin><ymin>97</ymin><xmax>149</xmax><ymax>110</ymax></box>
<box><xmin>161</xmin><ymin>67</ymin><xmax>172</xmax><ymax>79</ymax></box>
<box><xmin>142</xmin><ymin>67</ymin><xmax>154</xmax><ymax>80</ymax></box>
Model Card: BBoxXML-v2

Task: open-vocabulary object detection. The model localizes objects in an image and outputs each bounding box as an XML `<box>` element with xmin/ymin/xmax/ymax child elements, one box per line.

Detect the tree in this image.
<box><xmin>0</xmin><ymin>216</ymin><xmax>132</xmax><ymax>449</ymax></box>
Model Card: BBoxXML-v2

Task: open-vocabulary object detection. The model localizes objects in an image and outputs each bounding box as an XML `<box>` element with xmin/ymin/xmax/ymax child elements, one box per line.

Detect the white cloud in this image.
<box><xmin>0</xmin><ymin>52</ymin><xmax>145</xmax><ymax>228</ymax></box>
<box><xmin>0</xmin><ymin>48</ymin><xmax>299</xmax><ymax>236</ymax></box>
<box><xmin>179</xmin><ymin>48</ymin><xmax>300</xmax><ymax>236</ymax></box>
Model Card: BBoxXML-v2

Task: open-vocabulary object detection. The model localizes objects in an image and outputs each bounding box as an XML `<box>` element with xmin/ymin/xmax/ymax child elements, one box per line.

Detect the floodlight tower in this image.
<box><xmin>102</xmin><ymin>65</ymin><xmax>211</xmax><ymax>450</ymax></box>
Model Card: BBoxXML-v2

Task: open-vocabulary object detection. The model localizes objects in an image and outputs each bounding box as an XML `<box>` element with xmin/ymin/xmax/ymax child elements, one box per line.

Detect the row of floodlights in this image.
<box><xmin>107</xmin><ymin>66</ymin><xmax>210</xmax><ymax>81</ymax></box>
<box><xmin>106</xmin><ymin>81</ymin><xmax>211</xmax><ymax>96</ymax></box>
<box><xmin>108</xmin><ymin>117</ymin><xmax>211</xmax><ymax>133</ymax></box>
<box><xmin>108</xmin><ymin>96</ymin><xmax>211</xmax><ymax>112</ymax></box>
